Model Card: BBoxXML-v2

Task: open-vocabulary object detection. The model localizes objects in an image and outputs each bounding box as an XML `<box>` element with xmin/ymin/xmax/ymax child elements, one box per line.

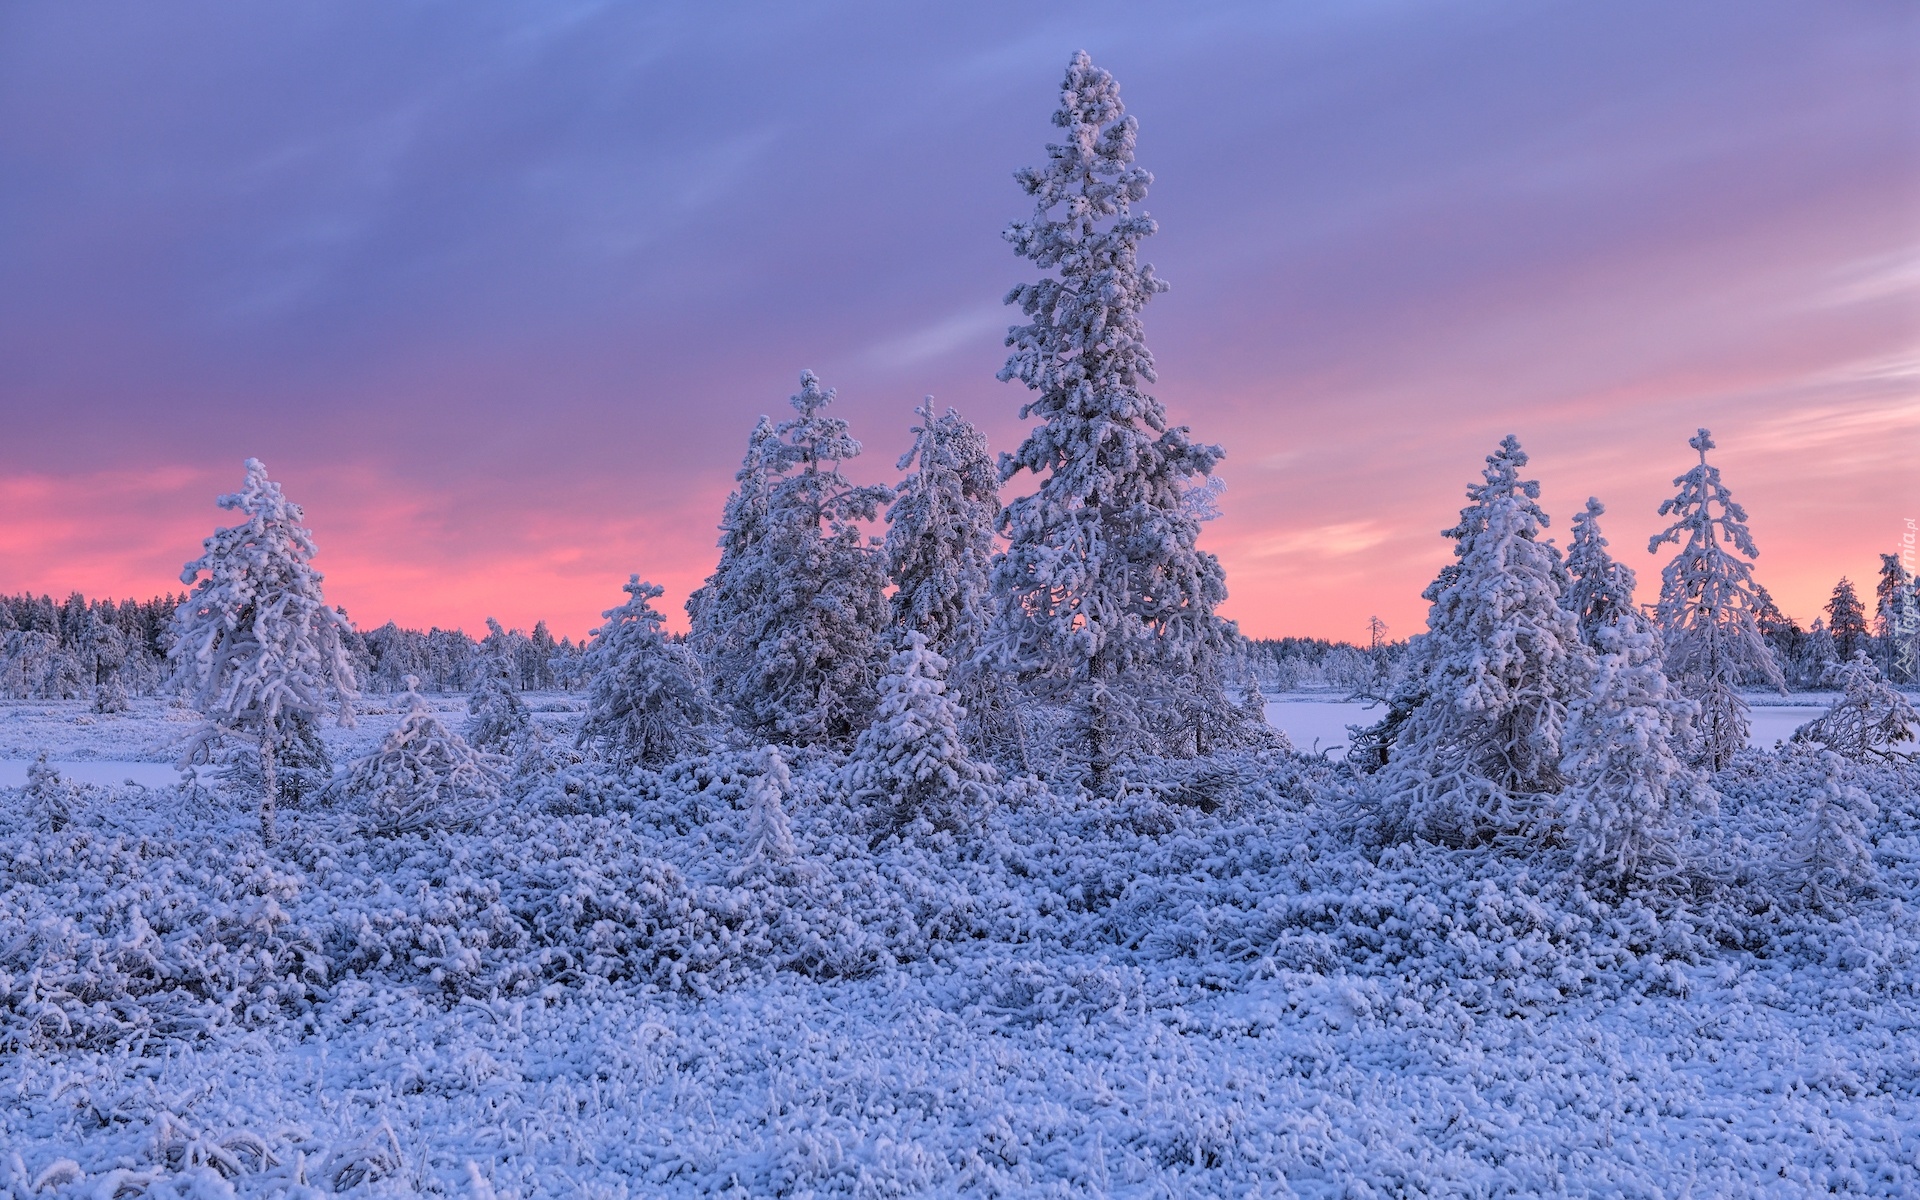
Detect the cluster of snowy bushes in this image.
<box><xmin>7</xmin><ymin>734</ymin><xmax>1914</xmax><ymax>1192</ymax></box>
<box><xmin>5</xmin><ymin>719</ymin><xmax>1915</xmax><ymax>1058</ymax></box>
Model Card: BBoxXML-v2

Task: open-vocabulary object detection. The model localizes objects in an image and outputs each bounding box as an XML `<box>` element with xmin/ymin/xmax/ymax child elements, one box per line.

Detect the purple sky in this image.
<box><xmin>2</xmin><ymin>1</ymin><xmax>1915</xmax><ymax>640</ymax></box>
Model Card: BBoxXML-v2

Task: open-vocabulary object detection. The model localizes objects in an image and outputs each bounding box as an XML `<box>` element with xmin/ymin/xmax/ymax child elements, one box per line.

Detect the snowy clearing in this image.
<box><xmin>1264</xmin><ymin>691</ymin><xmax>1841</xmax><ymax>760</ymax></box>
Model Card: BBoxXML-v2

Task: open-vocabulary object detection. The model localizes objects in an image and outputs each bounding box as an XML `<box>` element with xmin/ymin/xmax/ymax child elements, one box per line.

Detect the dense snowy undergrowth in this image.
<box><xmin>3</xmin><ymin>702</ymin><xmax>1918</xmax><ymax>1197</ymax></box>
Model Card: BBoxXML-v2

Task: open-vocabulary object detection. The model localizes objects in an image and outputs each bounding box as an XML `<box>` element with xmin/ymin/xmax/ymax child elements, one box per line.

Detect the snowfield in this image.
<box><xmin>3</xmin><ymin>698</ymin><xmax>1917</xmax><ymax>1197</ymax></box>
<box><xmin>1267</xmin><ymin>691</ymin><xmax>1847</xmax><ymax>761</ymax></box>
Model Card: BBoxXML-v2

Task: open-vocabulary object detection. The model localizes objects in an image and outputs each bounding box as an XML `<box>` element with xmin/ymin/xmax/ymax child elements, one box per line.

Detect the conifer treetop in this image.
<box><xmin>1565</xmin><ymin>497</ymin><xmax>1639</xmax><ymax>643</ymax></box>
<box><xmin>1648</xmin><ymin>428</ymin><xmax>1760</xmax><ymax>560</ymax></box>
<box><xmin>772</xmin><ymin>371</ymin><xmax>891</xmax><ymax>535</ymax></box>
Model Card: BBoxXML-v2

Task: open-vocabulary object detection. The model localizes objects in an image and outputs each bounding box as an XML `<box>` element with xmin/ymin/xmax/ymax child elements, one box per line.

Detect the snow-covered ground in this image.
<box><xmin>3</xmin><ymin>699</ymin><xmax>1917</xmax><ymax>1196</ymax></box>
<box><xmin>0</xmin><ymin>692</ymin><xmax>1845</xmax><ymax>790</ymax></box>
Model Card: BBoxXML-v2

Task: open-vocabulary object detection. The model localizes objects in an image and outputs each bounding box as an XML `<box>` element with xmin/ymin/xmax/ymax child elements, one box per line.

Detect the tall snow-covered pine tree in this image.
<box><xmin>988</xmin><ymin>51</ymin><xmax>1234</xmax><ymax>699</ymax></box>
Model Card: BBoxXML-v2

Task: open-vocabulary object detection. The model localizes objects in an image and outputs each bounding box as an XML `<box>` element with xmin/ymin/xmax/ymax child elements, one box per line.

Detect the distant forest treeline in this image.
<box><xmin>1</xmin><ymin>572</ymin><xmax>1906</xmax><ymax>703</ymax></box>
<box><xmin>1</xmin><ymin>588</ymin><xmax>1406</xmax><ymax>702</ymax></box>
<box><xmin>0</xmin><ymin>591</ymin><xmax>589</xmax><ymax>701</ymax></box>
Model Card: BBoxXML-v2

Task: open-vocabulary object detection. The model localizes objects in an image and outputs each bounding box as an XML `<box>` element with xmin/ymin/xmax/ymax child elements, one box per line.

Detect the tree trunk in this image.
<box><xmin>259</xmin><ymin>726</ymin><xmax>278</xmax><ymax>845</ymax></box>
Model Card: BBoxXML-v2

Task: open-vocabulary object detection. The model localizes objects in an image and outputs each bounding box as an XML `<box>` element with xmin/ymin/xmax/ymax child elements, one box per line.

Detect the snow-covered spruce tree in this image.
<box><xmin>578</xmin><ymin>577</ymin><xmax>717</xmax><ymax>768</ymax></box>
<box><xmin>1754</xmin><ymin>584</ymin><xmax>1812</xmax><ymax>686</ymax></box>
<box><xmin>76</xmin><ymin>604</ymin><xmax>132</xmax><ymax>713</ymax></box>
<box><xmin>465</xmin><ymin>618</ymin><xmax>532</xmax><ymax>756</ymax></box>
<box><xmin>1824</xmin><ymin>578</ymin><xmax>1870</xmax><ymax>665</ymax></box>
<box><xmin>844</xmin><ymin>632</ymin><xmax>996</xmax><ymax>834</ymax></box>
<box><xmin>1779</xmin><ymin>750</ymin><xmax>1879</xmax><ymax>909</ymax></box>
<box><xmin>1557</xmin><ymin>613</ymin><xmax>1711</xmax><ymax>886</ymax></box>
<box><xmin>731</xmin><ymin>746</ymin><xmax>797</xmax><ymax>882</ymax></box>
<box><xmin>988</xmin><ymin>51</ymin><xmax>1241</xmax><ymax>768</ymax></box>
<box><xmin>1875</xmin><ymin>551</ymin><xmax>1919</xmax><ymax>681</ymax></box>
<box><xmin>1647</xmin><ymin>428</ymin><xmax>1785</xmax><ymax>771</ymax></box>
<box><xmin>687</xmin><ymin>416</ymin><xmax>778</xmax><ymax>695</ymax></box>
<box><xmin>171</xmin><ymin>458</ymin><xmax>357</xmax><ymax>842</ymax></box>
<box><xmin>345</xmin><ymin>677</ymin><xmax>499</xmax><ymax>836</ymax></box>
<box><xmin>91</xmin><ymin>673</ymin><xmax>131</xmax><ymax>716</ymax></box>
<box><xmin>25</xmin><ymin>754</ymin><xmax>74</xmax><ymax>833</ymax></box>
<box><xmin>886</xmin><ymin>401</ymin><xmax>1000</xmax><ymax>660</ymax></box>
<box><xmin>726</xmin><ymin>372</ymin><xmax>893</xmax><ymax>747</ymax></box>
<box><xmin>1790</xmin><ymin>650</ymin><xmax>1919</xmax><ymax>765</ymax></box>
<box><xmin>525</xmin><ymin>620</ymin><xmax>557</xmax><ymax>689</ymax></box>
<box><xmin>1803</xmin><ymin>620</ymin><xmax>1841</xmax><ymax>683</ymax></box>
<box><xmin>1564</xmin><ymin>498</ymin><xmax>1638</xmax><ymax>649</ymax></box>
<box><xmin>1363</xmin><ymin>436</ymin><xmax>1592</xmax><ymax>844</ymax></box>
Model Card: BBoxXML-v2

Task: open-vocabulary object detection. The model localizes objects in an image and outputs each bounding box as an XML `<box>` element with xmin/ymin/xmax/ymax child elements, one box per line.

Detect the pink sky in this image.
<box><xmin>2</xmin><ymin>2</ymin><xmax>1914</xmax><ymax>641</ymax></box>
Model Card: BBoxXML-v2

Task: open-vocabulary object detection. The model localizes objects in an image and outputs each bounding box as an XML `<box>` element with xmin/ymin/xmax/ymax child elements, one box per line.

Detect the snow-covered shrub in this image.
<box><xmin>1363</xmin><ymin>436</ymin><xmax>1591</xmax><ymax>844</ymax></box>
<box><xmin>1557</xmin><ymin>615</ymin><xmax>1712</xmax><ymax>886</ymax></box>
<box><xmin>0</xmin><ymin>825</ymin><xmax>325</xmax><ymax>1049</ymax></box>
<box><xmin>91</xmin><ymin>674</ymin><xmax>131</xmax><ymax>715</ymax></box>
<box><xmin>1778</xmin><ymin>750</ymin><xmax>1880</xmax><ymax>908</ymax></box>
<box><xmin>1146</xmin><ymin>657</ymin><xmax>1284</xmax><ymax>760</ymax></box>
<box><xmin>578</xmin><ymin>577</ymin><xmax>716</xmax><ymax>768</ymax></box>
<box><xmin>1790</xmin><ymin>650</ymin><xmax>1918</xmax><ymax>765</ymax></box>
<box><xmin>954</xmin><ymin>661</ymin><xmax>1038</xmax><ymax>775</ymax></box>
<box><xmin>171</xmin><ymin>458</ymin><xmax>358</xmax><ymax>842</ymax></box>
<box><xmin>734</xmin><ymin>747</ymin><xmax>797</xmax><ymax>880</ymax></box>
<box><xmin>1081</xmin><ymin>677</ymin><xmax>1155</xmax><ymax>791</ymax></box>
<box><xmin>24</xmin><ymin>755</ymin><xmax>74</xmax><ymax>833</ymax></box>
<box><xmin>844</xmin><ymin>633</ymin><xmax>995</xmax><ymax>833</ymax></box>
<box><xmin>343</xmin><ymin>679</ymin><xmax>499</xmax><ymax>837</ymax></box>
<box><xmin>1647</xmin><ymin>429</ymin><xmax>1784</xmax><ymax>769</ymax></box>
<box><xmin>465</xmin><ymin>617</ymin><xmax>531</xmax><ymax>755</ymax></box>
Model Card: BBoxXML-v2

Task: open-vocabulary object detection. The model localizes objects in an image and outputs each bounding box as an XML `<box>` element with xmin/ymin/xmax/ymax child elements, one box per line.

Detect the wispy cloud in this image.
<box><xmin>1246</xmin><ymin>521</ymin><xmax>1393</xmax><ymax>560</ymax></box>
<box><xmin>1814</xmin><ymin>250</ymin><xmax>1920</xmax><ymax>310</ymax></box>
<box><xmin>860</xmin><ymin>305</ymin><xmax>1008</xmax><ymax>371</ymax></box>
